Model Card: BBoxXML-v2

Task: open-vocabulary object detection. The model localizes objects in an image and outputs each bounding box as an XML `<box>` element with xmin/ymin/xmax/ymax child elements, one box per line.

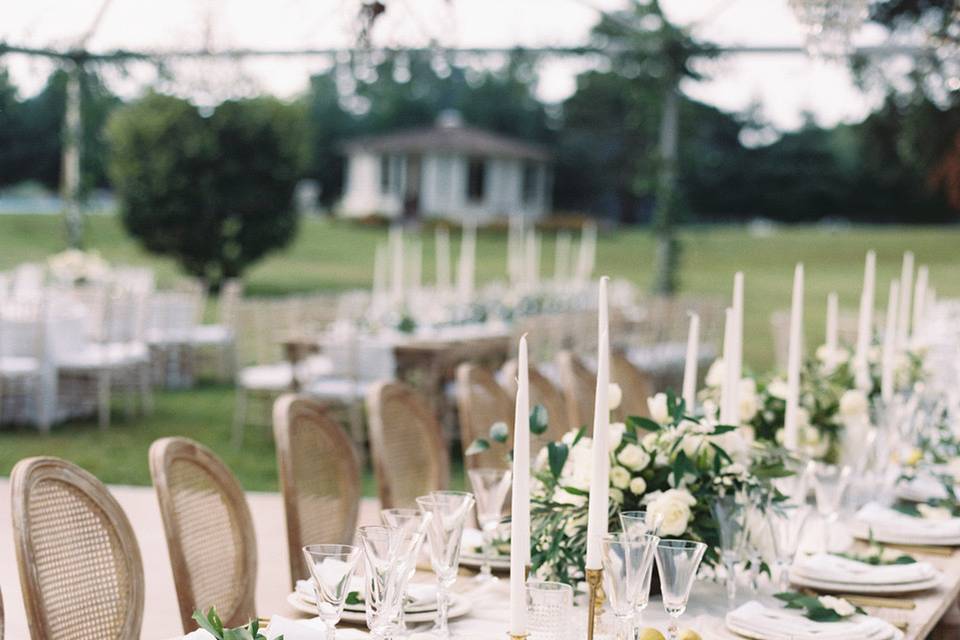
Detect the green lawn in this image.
<box><xmin>1</xmin><ymin>214</ymin><xmax>958</xmax><ymax>490</ymax></box>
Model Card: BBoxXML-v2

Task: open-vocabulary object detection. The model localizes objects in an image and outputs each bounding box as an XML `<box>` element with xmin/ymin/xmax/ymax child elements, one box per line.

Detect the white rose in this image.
<box><xmin>648</xmin><ymin>392</ymin><xmax>670</xmax><ymax>424</ymax></box>
<box><xmin>701</xmin><ymin>399</ymin><xmax>719</xmax><ymax>422</ymax></box>
<box><xmin>796</xmin><ymin>407</ymin><xmax>811</xmax><ymax>428</ymax></box>
<box><xmin>561</xmin><ymin>430</ymin><xmax>581</xmax><ymax>446</ymax></box>
<box><xmin>839</xmin><ymin>389</ymin><xmax>869</xmax><ymax>419</ymax></box>
<box><xmin>767</xmin><ymin>378</ymin><xmax>788</xmax><ymax>400</ymax></box>
<box><xmin>629</xmin><ymin>476</ymin><xmax>647</xmax><ymax>496</ymax></box>
<box><xmin>705</xmin><ymin>358</ymin><xmax>725</xmax><ymax>388</ymax></box>
<box><xmin>610</xmin><ymin>465</ymin><xmax>631</xmax><ymax>490</ymax></box>
<box><xmin>609</xmin><ymin>487</ymin><xmax>624</xmax><ymax>505</ymax></box>
<box><xmin>818</xmin><ymin>595</ymin><xmax>856</xmax><ymax>618</ymax></box>
<box><xmin>617</xmin><ymin>444</ymin><xmax>651</xmax><ymax>471</ymax></box>
<box><xmin>609</xmin><ymin>422</ymin><xmax>626</xmax><ymax>452</ymax></box>
<box><xmin>646</xmin><ymin>489</ymin><xmax>696</xmax><ymax>537</ymax></box>
<box><xmin>608</xmin><ymin>383</ymin><xmax>623</xmax><ymax>411</ymax></box>
<box><xmin>681</xmin><ymin>434</ymin><xmax>705</xmax><ymax>459</ymax></box>
<box><xmin>642</xmin><ymin>432</ymin><xmax>659</xmax><ymax>450</ymax></box>
<box><xmin>553</xmin><ymin>487</ymin><xmax>586</xmax><ymax>507</ymax></box>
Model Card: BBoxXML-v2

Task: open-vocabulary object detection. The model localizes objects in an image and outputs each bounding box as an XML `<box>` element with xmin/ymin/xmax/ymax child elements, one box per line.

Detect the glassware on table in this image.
<box><xmin>526</xmin><ymin>581</ymin><xmax>574</xmax><ymax>640</ymax></box>
<box><xmin>654</xmin><ymin>539</ymin><xmax>707</xmax><ymax>640</ymax></box>
<box><xmin>415</xmin><ymin>490</ymin><xmax>476</xmax><ymax>639</ymax></box>
<box><xmin>358</xmin><ymin>525</ymin><xmax>425</xmax><ymax>640</ymax></box>
<box><xmin>811</xmin><ymin>462</ymin><xmax>852</xmax><ymax>553</ymax></box>
<box><xmin>743</xmin><ymin>500</ymin><xmax>771</xmax><ymax>595</ymax></box>
<box><xmin>619</xmin><ymin>508</ymin><xmax>663</xmax><ymax>539</ymax></box>
<box><xmin>302</xmin><ymin>544</ymin><xmax>361</xmax><ymax>640</ymax></box>
<box><xmin>379</xmin><ymin>508</ymin><xmax>433</xmax><ymax>633</ymax></box>
<box><xmin>710</xmin><ymin>493</ymin><xmax>745</xmax><ymax>606</ymax></box>
<box><xmin>600</xmin><ymin>533</ymin><xmax>660</xmax><ymax>640</ymax></box>
<box><xmin>769</xmin><ymin>503</ymin><xmax>811</xmax><ymax>591</ymax></box>
<box><xmin>466</xmin><ymin>467</ymin><xmax>513</xmax><ymax>582</ymax></box>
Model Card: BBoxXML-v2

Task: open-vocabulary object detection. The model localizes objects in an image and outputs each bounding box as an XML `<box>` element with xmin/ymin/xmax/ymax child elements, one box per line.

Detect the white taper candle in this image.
<box><xmin>585</xmin><ymin>276</ymin><xmax>610</xmax><ymax>571</ymax></box>
<box><xmin>854</xmin><ymin>251</ymin><xmax>876</xmax><ymax>388</ymax></box>
<box><xmin>730</xmin><ymin>272</ymin><xmax>744</xmax><ymax>424</ymax></box>
<box><xmin>896</xmin><ymin>251</ymin><xmax>914</xmax><ymax>349</ymax></box>
<box><xmin>912</xmin><ymin>265</ymin><xmax>929</xmax><ymax>344</ymax></box>
<box><xmin>682</xmin><ymin>312</ymin><xmax>700</xmax><ymax>411</ymax></box>
<box><xmin>784</xmin><ymin>263</ymin><xmax>804</xmax><ymax>452</ymax></box>
<box><xmin>882</xmin><ymin>280</ymin><xmax>900</xmax><ymax>403</ymax></box>
<box><xmin>509</xmin><ymin>334</ymin><xmax>530</xmax><ymax>635</ymax></box>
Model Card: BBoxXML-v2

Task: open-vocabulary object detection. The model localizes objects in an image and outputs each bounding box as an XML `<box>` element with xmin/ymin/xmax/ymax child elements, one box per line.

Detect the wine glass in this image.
<box><xmin>466</xmin><ymin>467</ymin><xmax>512</xmax><ymax>581</ymax></box>
<box><xmin>710</xmin><ymin>493</ymin><xmax>745</xmax><ymax>606</ymax></box>
<box><xmin>655</xmin><ymin>539</ymin><xmax>707</xmax><ymax>640</ymax></box>
<box><xmin>380</xmin><ymin>508</ymin><xmax>432</xmax><ymax>633</ymax></box>
<box><xmin>302</xmin><ymin>544</ymin><xmax>361</xmax><ymax>640</ymax></box>
<box><xmin>415</xmin><ymin>491</ymin><xmax>476</xmax><ymax>639</ymax></box>
<box><xmin>359</xmin><ymin>525</ymin><xmax>425</xmax><ymax>640</ymax></box>
<box><xmin>769</xmin><ymin>503</ymin><xmax>811</xmax><ymax>591</ymax></box>
<box><xmin>619</xmin><ymin>508</ymin><xmax>663</xmax><ymax>539</ymax></box>
<box><xmin>811</xmin><ymin>462</ymin><xmax>852</xmax><ymax>553</ymax></box>
<box><xmin>600</xmin><ymin>533</ymin><xmax>660</xmax><ymax>640</ymax></box>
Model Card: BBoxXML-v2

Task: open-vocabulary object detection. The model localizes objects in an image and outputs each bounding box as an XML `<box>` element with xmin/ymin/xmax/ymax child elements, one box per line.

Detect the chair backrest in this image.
<box><xmin>11</xmin><ymin>457</ymin><xmax>144</xmax><ymax>640</ymax></box>
<box><xmin>366</xmin><ymin>381</ymin><xmax>449</xmax><ymax>509</ymax></box>
<box><xmin>149</xmin><ymin>437</ymin><xmax>257</xmax><ymax>632</ymax></box>
<box><xmin>273</xmin><ymin>394</ymin><xmax>361</xmax><ymax>588</ymax></box>
<box><xmin>555</xmin><ymin>350</ymin><xmax>596</xmax><ymax>430</ymax></box>
<box><xmin>500</xmin><ymin>358</ymin><xmax>570</xmax><ymax>446</ymax></box>
<box><xmin>610</xmin><ymin>351</ymin><xmax>654</xmax><ymax>422</ymax></box>
<box><xmin>455</xmin><ymin>363</ymin><xmax>513</xmax><ymax>470</ymax></box>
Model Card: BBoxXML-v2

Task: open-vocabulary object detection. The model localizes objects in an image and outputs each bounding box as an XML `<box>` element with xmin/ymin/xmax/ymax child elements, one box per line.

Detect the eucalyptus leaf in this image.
<box><xmin>529</xmin><ymin>404</ymin><xmax>549</xmax><ymax>435</ymax></box>
<box><xmin>548</xmin><ymin>442</ymin><xmax>569</xmax><ymax>479</ymax></box>
<box><xmin>465</xmin><ymin>438</ymin><xmax>490</xmax><ymax>456</ymax></box>
<box><xmin>490</xmin><ymin>421</ymin><xmax>510</xmax><ymax>443</ymax></box>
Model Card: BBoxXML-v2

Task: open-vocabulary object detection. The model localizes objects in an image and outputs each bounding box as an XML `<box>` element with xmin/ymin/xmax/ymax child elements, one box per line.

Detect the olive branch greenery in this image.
<box><xmin>192</xmin><ymin>608</ymin><xmax>280</xmax><ymax>640</ymax></box>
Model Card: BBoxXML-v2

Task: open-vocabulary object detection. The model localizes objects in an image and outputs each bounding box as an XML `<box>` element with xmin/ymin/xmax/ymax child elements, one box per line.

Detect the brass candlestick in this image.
<box><xmin>509</xmin><ymin>634</ymin><xmax>530</xmax><ymax>640</ymax></box>
<box><xmin>585</xmin><ymin>567</ymin><xmax>604</xmax><ymax>640</ymax></box>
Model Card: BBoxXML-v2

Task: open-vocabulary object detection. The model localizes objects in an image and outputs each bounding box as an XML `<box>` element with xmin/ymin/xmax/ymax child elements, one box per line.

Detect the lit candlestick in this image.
<box><xmin>784</xmin><ymin>263</ymin><xmax>804</xmax><ymax>452</ymax></box>
<box><xmin>509</xmin><ymin>334</ymin><xmax>530</xmax><ymax>636</ymax></box>
<box><xmin>882</xmin><ymin>280</ymin><xmax>900</xmax><ymax>403</ymax></box>
<box><xmin>682</xmin><ymin>312</ymin><xmax>700</xmax><ymax>411</ymax></box>
<box><xmin>585</xmin><ymin>276</ymin><xmax>610</xmax><ymax>571</ymax></box>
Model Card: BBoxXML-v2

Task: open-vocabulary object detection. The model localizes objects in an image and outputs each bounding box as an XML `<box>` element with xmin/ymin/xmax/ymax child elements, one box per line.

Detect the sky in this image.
<box><xmin>0</xmin><ymin>0</ymin><xmax>908</xmax><ymax>131</ymax></box>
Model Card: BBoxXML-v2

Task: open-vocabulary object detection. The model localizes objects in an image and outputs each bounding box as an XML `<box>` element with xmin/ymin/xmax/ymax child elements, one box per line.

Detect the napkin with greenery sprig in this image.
<box><xmin>192</xmin><ymin>608</ymin><xmax>281</xmax><ymax>640</ymax></box>
<box><xmin>774</xmin><ymin>592</ymin><xmax>865</xmax><ymax>622</ymax></box>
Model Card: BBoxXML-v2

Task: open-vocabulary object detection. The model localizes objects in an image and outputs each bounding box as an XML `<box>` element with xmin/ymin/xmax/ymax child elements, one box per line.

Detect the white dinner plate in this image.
<box><xmin>848</xmin><ymin>520</ymin><xmax>960</xmax><ymax>547</ymax></box>
<box><xmin>790</xmin><ymin>571</ymin><xmax>941</xmax><ymax>595</ymax></box>
<box><xmin>459</xmin><ymin>552</ymin><xmax>511</xmax><ymax>571</ymax></box>
<box><xmin>286</xmin><ymin>591</ymin><xmax>472</xmax><ymax>624</ymax></box>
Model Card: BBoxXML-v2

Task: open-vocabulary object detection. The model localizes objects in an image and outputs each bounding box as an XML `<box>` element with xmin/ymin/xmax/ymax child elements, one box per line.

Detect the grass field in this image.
<box><xmin>1</xmin><ymin>213</ymin><xmax>958</xmax><ymax>490</ymax></box>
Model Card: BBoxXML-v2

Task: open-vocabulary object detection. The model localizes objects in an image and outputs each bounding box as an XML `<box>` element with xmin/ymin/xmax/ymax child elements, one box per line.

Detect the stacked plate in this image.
<box><xmin>790</xmin><ymin>553</ymin><xmax>940</xmax><ymax>594</ymax></box>
<box><xmin>895</xmin><ymin>474</ymin><xmax>951</xmax><ymax>503</ymax></box>
<box><xmin>851</xmin><ymin>502</ymin><xmax>960</xmax><ymax>546</ymax></box>
<box><xmin>459</xmin><ymin>528</ymin><xmax>510</xmax><ymax>571</ymax></box>
<box><xmin>725</xmin><ymin>601</ymin><xmax>904</xmax><ymax>640</ymax></box>
<box><xmin>287</xmin><ymin>579</ymin><xmax>471</xmax><ymax>623</ymax></box>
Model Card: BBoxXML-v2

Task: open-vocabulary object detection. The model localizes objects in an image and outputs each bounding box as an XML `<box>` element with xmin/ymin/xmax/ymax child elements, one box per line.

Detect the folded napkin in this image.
<box><xmin>792</xmin><ymin>553</ymin><xmax>938</xmax><ymax>585</ymax></box>
<box><xmin>726</xmin><ymin>601</ymin><xmax>903</xmax><ymax>640</ymax></box>
<box><xmin>896</xmin><ymin>475</ymin><xmax>950</xmax><ymax>502</ymax></box>
<box><xmin>295</xmin><ymin>578</ymin><xmax>436</xmax><ymax>608</ymax></box>
<box><xmin>855</xmin><ymin>502</ymin><xmax>960</xmax><ymax>543</ymax></box>
<box><xmin>461</xmin><ymin>528</ymin><xmax>484</xmax><ymax>552</ymax></box>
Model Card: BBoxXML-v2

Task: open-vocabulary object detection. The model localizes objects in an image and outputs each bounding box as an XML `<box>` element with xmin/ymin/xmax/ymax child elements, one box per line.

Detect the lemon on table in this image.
<box><xmin>678</xmin><ymin>630</ymin><xmax>703</xmax><ymax>640</ymax></box>
<box><xmin>637</xmin><ymin>628</ymin><xmax>666</xmax><ymax>640</ymax></box>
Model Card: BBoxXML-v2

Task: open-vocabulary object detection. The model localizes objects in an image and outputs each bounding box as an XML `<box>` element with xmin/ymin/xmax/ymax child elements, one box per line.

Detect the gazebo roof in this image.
<box><xmin>343</xmin><ymin>122</ymin><xmax>552</xmax><ymax>162</ymax></box>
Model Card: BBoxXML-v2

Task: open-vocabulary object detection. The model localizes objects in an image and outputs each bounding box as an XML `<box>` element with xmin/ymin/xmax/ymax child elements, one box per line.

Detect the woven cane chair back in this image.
<box><xmin>366</xmin><ymin>381</ymin><xmax>449</xmax><ymax>509</ymax></box>
<box><xmin>555</xmin><ymin>350</ymin><xmax>596</xmax><ymax>430</ymax></box>
<box><xmin>11</xmin><ymin>457</ymin><xmax>144</xmax><ymax>640</ymax></box>
<box><xmin>611</xmin><ymin>351</ymin><xmax>654</xmax><ymax>422</ymax></box>
<box><xmin>500</xmin><ymin>358</ymin><xmax>570</xmax><ymax>447</ymax></box>
<box><xmin>273</xmin><ymin>394</ymin><xmax>361</xmax><ymax>587</ymax></box>
<box><xmin>455</xmin><ymin>363</ymin><xmax>513</xmax><ymax>470</ymax></box>
<box><xmin>149</xmin><ymin>437</ymin><xmax>257</xmax><ymax>632</ymax></box>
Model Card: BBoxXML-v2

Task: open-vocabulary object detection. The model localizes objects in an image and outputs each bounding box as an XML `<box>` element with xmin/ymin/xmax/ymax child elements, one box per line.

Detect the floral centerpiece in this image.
<box><xmin>519</xmin><ymin>390</ymin><xmax>792</xmax><ymax>585</ymax></box>
<box><xmin>46</xmin><ymin>248</ymin><xmax>110</xmax><ymax>286</ymax></box>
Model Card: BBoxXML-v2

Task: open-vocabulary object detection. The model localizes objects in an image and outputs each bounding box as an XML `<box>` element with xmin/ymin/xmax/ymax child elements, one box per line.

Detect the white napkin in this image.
<box><xmin>265</xmin><ymin>616</ymin><xmax>368</xmax><ymax>640</ymax></box>
<box><xmin>855</xmin><ymin>502</ymin><xmax>960</xmax><ymax>543</ymax></box>
<box><xmin>295</xmin><ymin>578</ymin><xmax>436</xmax><ymax>608</ymax></box>
<box><xmin>896</xmin><ymin>475</ymin><xmax>950</xmax><ymax>502</ymax></box>
<box><xmin>461</xmin><ymin>528</ymin><xmax>484</xmax><ymax>552</ymax></box>
<box><xmin>792</xmin><ymin>553</ymin><xmax>938</xmax><ymax>585</ymax></box>
<box><xmin>726</xmin><ymin>601</ymin><xmax>903</xmax><ymax>640</ymax></box>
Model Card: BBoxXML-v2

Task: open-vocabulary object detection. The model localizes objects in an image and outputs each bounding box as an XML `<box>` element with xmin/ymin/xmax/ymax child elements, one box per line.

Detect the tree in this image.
<box><xmin>107</xmin><ymin>92</ymin><xmax>307</xmax><ymax>285</ymax></box>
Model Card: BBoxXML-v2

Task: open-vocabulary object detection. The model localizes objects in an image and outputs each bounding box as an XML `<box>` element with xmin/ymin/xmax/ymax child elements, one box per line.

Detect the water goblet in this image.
<box><xmin>527</xmin><ymin>581</ymin><xmax>574</xmax><ymax>640</ymax></box>
<box><xmin>811</xmin><ymin>462</ymin><xmax>852</xmax><ymax>552</ymax></box>
<box><xmin>380</xmin><ymin>508</ymin><xmax>432</xmax><ymax>633</ymax></box>
<box><xmin>768</xmin><ymin>503</ymin><xmax>811</xmax><ymax>591</ymax></box>
<box><xmin>619</xmin><ymin>508</ymin><xmax>663</xmax><ymax>539</ymax></box>
<box><xmin>600</xmin><ymin>533</ymin><xmax>660</xmax><ymax>640</ymax></box>
<box><xmin>466</xmin><ymin>467</ymin><xmax>512</xmax><ymax>582</ymax></box>
<box><xmin>302</xmin><ymin>544</ymin><xmax>361</xmax><ymax>640</ymax></box>
<box><xmin>710</xmin><ymin>493</ymin><xmax>745</xmax><ymax>606</ymax></box>
<box><xmin>415</xmin><ymin>491</ymin><xmax>476</xmax><ymax>639</ymax></box>
<box><xmin>655</xmin><ymin>539</ymin><xmax>707</xmax><ymax>640</ymax></box>
<box><xmin>359</xmin><ymin>525</ymin><xmax>424</xmax><ymax>640</ymax></box>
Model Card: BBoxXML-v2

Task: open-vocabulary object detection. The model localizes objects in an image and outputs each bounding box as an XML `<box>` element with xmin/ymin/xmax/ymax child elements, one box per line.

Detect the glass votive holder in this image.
<box><xmin>527</xmin><ymin>580</ymin><xmax>574</xmax><ymax>640</ymax></box>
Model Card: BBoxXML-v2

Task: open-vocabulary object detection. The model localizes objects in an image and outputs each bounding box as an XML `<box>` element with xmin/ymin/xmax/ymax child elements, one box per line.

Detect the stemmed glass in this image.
<box><xmin>710</xmin><ymin>493</ymin><xmax>745</xmax><ymax>606</ymax></box>
<box><xmin>380</xmin><ymin>508</ymin><xmax>432</xmax><ymax>633</ymax></box>
<box><xmin>811</xmin><ymin>462</ymin><xmax>852</xmax><ymax>553</ymax></box>
<box><xmin>416</xmin><ymin>491</ymin><xmax>476</xmax><ymax>639</ymax></box>
<box><xmin>466</xmin><ymin>467</ymin><xmax>512</xmax><ymax>581</ymax></box>
<box><xmin>358</xmin><ymin>525</ymin><xmax>425</xmax><ymax>639</ymax></box>
<box><xmin>302</xmin><ymin>544</ymin><xmax>361</xmax><ymax>640</ymax></box>
<box><xmin>600</xmin><ymin>533</ymin><xmax>660</xmax><ymax>640</ymax></box>
<box><xmin>769</xmin><ymin>503</ymin><xmax>811</xmax><ymax>591</ymax></box>
<box><xmin>619</xmin><ymin>508</ymin><xmax>663</xmax><ymax>539</ymax></box>
<box><xmin>743</xmin><ymin>501</ymin><xmax>770</xmax><ymax>594</ymax></box>
<box><xmin>655</xmin><ymin>540</ymin><xmax>707</xmax><ymax>640</ymax></box>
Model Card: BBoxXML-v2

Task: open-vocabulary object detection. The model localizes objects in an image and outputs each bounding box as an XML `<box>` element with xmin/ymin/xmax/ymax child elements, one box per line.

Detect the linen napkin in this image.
<box><xmin>855</xmin><ymin>502</ymin><xmax>960</xmax><ymax>543</ymax></box>
<box><xmin>461</xmin><ymin>528</ymin><xmax>485</xmax><ymax>553</ymax></box>
<box><xmin>791</xmin><ymin>553</ymin><xmax>938</xmax><ymax>585</ymax></box>
<box><xmin>896</xmin><ymin>475</ymin><xmax>950</xmax><ymax>502</ymax></box>
<box><xmin>725</xmin><ymin>601</ymin><xmax>903</xmax><ymax>640</ymax></box>
<box><xmin>265</xmin><ymin>616</ymin><xmax>368</xmax><ymax>640</ymax></box>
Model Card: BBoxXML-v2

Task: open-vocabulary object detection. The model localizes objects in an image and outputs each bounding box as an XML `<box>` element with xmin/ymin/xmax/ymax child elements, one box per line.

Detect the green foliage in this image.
<box><xmin>774</xmin><ymin>592</ymin><xmax>863</xmax><ymax>622</ymax></box>
<box><xmin>192</xmin><ymin>608</ymin><xmax>278</xmax><ymax>640</ymax></box>
<box><xmin>106</xmin><ymin>92</ymin><xmax>307</xmax><ymax>284</ymax></box>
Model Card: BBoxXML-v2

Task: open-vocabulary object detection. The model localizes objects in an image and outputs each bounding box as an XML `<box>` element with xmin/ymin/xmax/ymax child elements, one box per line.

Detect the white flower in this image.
<box><xmin>561</xmin><ymin>430</ymin><xmax>580</xmax><ymax>446</ymax></box>
<box><xmin>610</xmin><ymin>465</ymin><xmax>631</xmax><ymax>490</ymax></box>
<box><xmin>608</xmin><ymin>383</ymin><xmax>623</xmax><ymax>411</ymax></box>
<box><xmin>767</xmin><ymin>378</ymin><xmax>788</xmax><ymax>400</ymax></box>
<box><xmin>609</xmin><ymin>487</ymin><xmax>624</xmax><ymax>505</ymax></box>
<box><xmin>918</xmin><ymin>504</ymin><xmax>953</xmax><ymax>521</ymax></box>
<box><xmin>648</xmin><ymin>393</ymin><xmax>670</xmax><ymax>424</ymax></box>
<box><xmin>609</xmin><ymin>422</ymin><xmax>626</xmax><ymax>452</ymax></box>
<box><xmin>721</xmin><ymin>462</ymin><xmax>747</xmax><ymax>476</ymax></box>
<box><xmin>642</xmin><ymin>432</ymin><xmax>659</xmax><ymax>450</ymax></box>
<box><xmin>705</xmin><ymin>358</ymin><xmax>725</xmax><ymax>388</ymax></box>
<box><xmin>553</xmin><ymin>487</ymin><xmax>586</xmax><ymax>507</ymax></box>
<box><xmin>701</xmin><ymin>399</ymin><xmax>719</xmax><ymax>422</ymax></box>
<box><xmin>839</xmin><ymin>389</ymin><xmax>869</xmax><ymax>419</ymax></box>
<box><xmin>681</xmin><ymin>434</ymin><xmax>706</xmax><ymax>459</ymax></box>
<box><xmin>629</xmin><ymin>476</ymin><xmax>647</xmax><ymax>495</ymax></box>
<box><xmin>818</xmin><ymin>595</ymin><xmax>856</xmax><ymax>618</ymax></box>
<box><xmin>645</xmin><ymin>488</ymin><xmax>696</xmax><ymax>537</ymax></box>
<box><xmin>816</xmin><ymin>345</ymin><xmax>849</xmax><ymax>374</ymax></box>
<box><xmin>738</xmin><ymin>378</ymin><xmax>759</xmax><ymax>423</ymax></box>
<box><xmin>617</xmin><ymin>444</ymin><xmax>651</xmax><ymax>471</ymax></box>
<box><xmin>796</xmin><ymin>407</ymin><xmax>811</xmax><ymax>428</ymax></box>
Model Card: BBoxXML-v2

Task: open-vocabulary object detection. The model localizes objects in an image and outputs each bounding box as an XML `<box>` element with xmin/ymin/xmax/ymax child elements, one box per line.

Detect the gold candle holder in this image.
<box><xmin>509</xmin><ymin>634</ymin><xmax>530</xmax><ymax>640</ymax></box>
<box><xmin>585</xmin><ymin>567</ymin><xmax>603</xmax><ymax>640</ymax></box>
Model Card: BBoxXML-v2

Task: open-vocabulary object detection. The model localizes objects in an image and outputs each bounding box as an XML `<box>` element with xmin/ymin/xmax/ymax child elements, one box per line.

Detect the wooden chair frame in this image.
<box><xmin>11</xmin><ymin>456</ymin><xmax>144</xmax><ymax>640</ymax></box>
<box><xmin>555</xmin><ymin>350</ymin><xmax>597</xmax><ymax>431</ymax></box>
<box><xmin>273</xmin><ymin>394</ymin><xmax>361</xmax><ymax>588</ymax></box>
<box><xmin>149</xmin><ymin>437</ymin><xmax>257</xmax><ymax>632</ymax></box>
<box><xmin>454</xmin><ymin>363</ymin><xmax>513</xmax><ymax>470</ymax></box>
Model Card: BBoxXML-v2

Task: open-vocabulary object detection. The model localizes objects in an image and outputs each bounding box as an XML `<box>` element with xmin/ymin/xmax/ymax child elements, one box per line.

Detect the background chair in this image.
<box><xmin>610</xmin><ymin>351</ymin><xmax>654</xmax><ymax>422</ymax></box>
<box><xmin>555</xmin><ymin>350</ymin><xmax>596</xmax><ymax>430</ymax></box>
<box><xmin>149</xmin><ymin>437</ymin><xmax>257</xmax><ymax>632</ymax></box>
<box><xmin>273</xmin><ymin>394</ymin><xmax>361</xmax><ymax>588</ymax></box>
<box><xmin>366</xmin><ymin>380</ymin><xmax>449</xmax><ymax>509</ymax></box>
<box><xmin>500</xmin><ymin>358</ymin><xmax>570</xmax><ymax>447</ymax></box>
<box><xmin>455</xmin><ymin>363</ymin><xmax>513</xmax><ymax>470</ymax></box>
<box><xmin>11</xmin><ymin>456</ymin><xmax>144</xmax><ymax>640</ymax></box>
